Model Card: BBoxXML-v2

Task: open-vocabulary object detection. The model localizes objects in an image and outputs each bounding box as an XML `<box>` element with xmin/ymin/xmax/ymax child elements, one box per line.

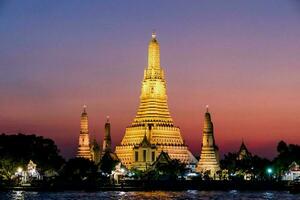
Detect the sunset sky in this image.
<box><xmin>1</xmin><ymin>0</ymin><xmax>300</xmax><ymax>159</ymax></box>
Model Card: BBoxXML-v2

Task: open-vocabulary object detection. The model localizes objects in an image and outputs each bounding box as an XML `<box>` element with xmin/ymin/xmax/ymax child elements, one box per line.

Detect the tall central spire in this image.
<box><xmin>148</xmin><ymin>32</ymin><xmax>160</xmax><ymax>69</ymax></box>
<box><xmin>135</xmin><ymin>32</ymin><xmax>171</xmax><ymax>124</ymax></box>
<box><xmin>116</xmin><ymin>32</ymin><xmax>196</xmax><ymax>170</ymax></box>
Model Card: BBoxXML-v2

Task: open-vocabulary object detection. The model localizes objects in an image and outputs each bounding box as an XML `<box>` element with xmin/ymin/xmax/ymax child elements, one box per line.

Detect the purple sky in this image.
<box><xmin>1</xmin><ymin>0</ymin><xmax>300</xmax><ymax>159</ymax></box>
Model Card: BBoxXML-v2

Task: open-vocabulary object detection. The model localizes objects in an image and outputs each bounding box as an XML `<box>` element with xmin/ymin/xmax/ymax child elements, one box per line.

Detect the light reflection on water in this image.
<box><xmin>1</xmin><ymin>190</ymin><xmax>300</xmax><ymax>200</ymax></box>
<box><xmin>11</xmin><ymin>191</ymin><xmax>24</xmax><ymax>200</ymax></box>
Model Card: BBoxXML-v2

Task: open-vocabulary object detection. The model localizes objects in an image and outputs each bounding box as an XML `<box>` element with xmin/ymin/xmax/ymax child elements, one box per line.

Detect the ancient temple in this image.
<box><xmin>76</xmin><ymin>105</ymin><xmax>92</xmax><ymax>160</ymax></box>
<box><xmin>102</xmin><ymin>116</ymin><xmax>112</xmax><ymax>155</ymax></box>
<box><xmin>91</xmin><ymin>139</ymin><xmax>101</xmax><ymax>164</ymax></box>
<box><xmin>115</xmin><ymin>32</ymin><xmax>195</xmax><ymax>169</ymax></box>
<box><xmin>100</xmin><ymin>116</ymin><xmax>119</xmax><ymax>167</ymax></box>
<box><xmin>237</xmin><ymin>140</ymin><xmax>252</xmax><ymax>160</ymax></box>
<box><xmin>196</xmin><ymin>106</ymin><xmax>220</xmax><ymax>177</ymax></box>
<box><xmin>132</xmin><ymin>134</ymin><xmax>157</xmax><ymax>170</ymax></box>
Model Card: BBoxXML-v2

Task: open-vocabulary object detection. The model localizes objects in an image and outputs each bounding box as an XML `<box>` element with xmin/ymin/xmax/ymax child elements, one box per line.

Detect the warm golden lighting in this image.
<box><xmin>115</xmin><ymin>33</ymin><xmax>197</xmax><ymax>170</ymax></box>
<box><xmin>196</xmin><ymin>107</ymin><xmax>220</xmax><ymax>178</ymax></box>
<box><xmin>76</xmin><ymin>105</ymin><xmax>92</xmax><ymax>160</ymax></box>
<box><xmin>17</xmin><ymin>167</ymin><xmax>23</xmax><ymax>173</ymax></box>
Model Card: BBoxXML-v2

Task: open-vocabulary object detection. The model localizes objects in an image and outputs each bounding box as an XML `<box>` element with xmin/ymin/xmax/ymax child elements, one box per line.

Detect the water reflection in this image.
<box><xmin>263</xmin><ymin>191</ymin><xmax>274</xmax><ymax>199</ymax></box>
<box><xmin>11</xmin><ymin>191</ymin><xmax>24</xmax><ymax>200</ymax></box>
<box><xmin>1</xmin><ymin>190</ymin><xmax>300</xmax><ymax>200</ymax></box>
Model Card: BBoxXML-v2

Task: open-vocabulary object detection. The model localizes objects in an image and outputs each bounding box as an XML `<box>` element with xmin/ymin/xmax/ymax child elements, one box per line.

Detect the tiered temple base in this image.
<box><xmin>115</xmin><ymin>124</ymin><xmax>192</xmax><ymax>169</ymax></box>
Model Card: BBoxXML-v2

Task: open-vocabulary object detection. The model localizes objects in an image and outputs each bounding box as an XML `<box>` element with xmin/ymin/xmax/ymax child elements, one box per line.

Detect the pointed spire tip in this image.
<box><xmin>83</xmin><ymin>104</ymin><xmax>87</xmax><ymax>113</ymax></box>
<box><xmin>152</xmin><ymin>31</ymin><xmax>156</xmax><ymax>39</ymax></box>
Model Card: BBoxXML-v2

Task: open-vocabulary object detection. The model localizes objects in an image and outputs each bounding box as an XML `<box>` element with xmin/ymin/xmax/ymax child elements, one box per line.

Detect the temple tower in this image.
<box><xmin>102</xmin><ymin>116</ymin><xmax>112</xmax><ymax>154</ymax></box>
<box><xmin>115</xmin><ymin>32</ymin><xmax>196</xmax><ymax>169</ymax></box>
<box><xmin>196</xmin><ymin>106</ymin><xmax>220</xmax><ymax>177</ymax></box>
<box><xmin>76</xmin><ymin>105</ymin><xmax>92</xmax><ymax>160</ymax></box>
<box><xmin>91</xmin><ymin>139</ymin><xmax>100</xmax><ymax>164</ymax></box>
<box><xmin>237</xmin><ymin>140</ymin><xmax>252</xmax><ymax>160</ymax></box>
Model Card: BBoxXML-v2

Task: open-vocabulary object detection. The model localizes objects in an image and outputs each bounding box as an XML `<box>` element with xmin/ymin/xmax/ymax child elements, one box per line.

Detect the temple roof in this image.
<box><xmin>239</xmin><ymin>141</ymin><xmax>249</xmax><ymax>153</ymax></box>
<box><xmin>289</xmin><ymin>162</ymin><xmax>300</xmax><ymax>171</ymax></box>
<box><xmin>101</xmin><ymin>151</ymin><xmax>119</xmax><ymax>162</ymax></box>
<box><xmin>237</xmin><ymin>141</ymin><xmax>252</xmax><ymax>160</ymax></box>
<box><xmin>141</xmin><ymin>134</ymin><xmax>151</xmax><ymax>147</ymax></box>
<box><xmin>151</xmin><ymin>151</ymin><xmax>172</xmax><ymax>168</ymax></box>
<box><xmin>134</xmin><ymin>134</ymin><xmax>156</xmax><ymax>149</ymax></box>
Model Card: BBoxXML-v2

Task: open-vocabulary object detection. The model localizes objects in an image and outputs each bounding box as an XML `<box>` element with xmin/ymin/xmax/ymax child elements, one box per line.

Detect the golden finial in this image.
<box><xmin>206</xmin><ymin>105</ymin><xmax>209</xmax><ymax>113</ymax></box>
<box><xmin>106</xmin><ymin>115</ymin><xmax>110</xmax><ymax>123</ymax></box>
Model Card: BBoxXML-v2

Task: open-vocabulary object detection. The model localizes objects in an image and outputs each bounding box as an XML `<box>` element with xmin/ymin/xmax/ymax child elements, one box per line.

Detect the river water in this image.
<box><xmin>1</xmin><ymin>190</ymin><xmax>300</xmax><ymax>200</ymax></box>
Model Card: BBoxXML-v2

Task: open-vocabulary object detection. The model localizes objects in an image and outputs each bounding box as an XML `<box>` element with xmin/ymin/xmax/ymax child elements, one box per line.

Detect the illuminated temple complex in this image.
<box><xmin>196</xmin><ymin>107</ymin><xmax>220</xmax><ymax>177</ymax></box>
<box><xmin>76</xmin><ymin>105</ymin><xmax>92</xmax><ymax>160</ymax></box>
<box><xmin>115</xmin><ymin>32</ymin><xmax>197</xmax><ymax>170</ymax></box>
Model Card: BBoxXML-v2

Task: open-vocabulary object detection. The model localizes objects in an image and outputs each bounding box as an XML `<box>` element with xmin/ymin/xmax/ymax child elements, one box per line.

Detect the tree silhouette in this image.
<box><xmin>0</xmin><ymin>133</ymin><xmax>65</xmax><ymax>180</ymax></box>
<box><xmin>273</xmin><ymin>141</ymin><xmax>300</xmax><ymax>177</ymax></box>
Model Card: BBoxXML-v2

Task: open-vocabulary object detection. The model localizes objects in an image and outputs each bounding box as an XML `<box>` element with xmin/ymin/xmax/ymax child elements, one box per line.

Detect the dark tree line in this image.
<box><xmin>2</xmin><ymin>133</ymin><xmax>300</xmax><ymax>186</ymax></box>
<box><xmin>143</xmin><ymin>159</ymin><xmax>187</xmax><ymax>181</ymax></box>
<box><xmin>0</xmin><ymin>133</ymin><xmax>118</xmax><ymax>187</ymax></box>
<box><xmin>220</xmin><ymin>152</ymin><xmax>271</xmax><ymax>180</ymax></box>
<box><xmin>273</xmin><ymin>140</ymin><xmax>300</xmax><ymax>177</ymax></box>
<box><xmin>220</xmin><ymin>140</ymin><xmax>300</xmax><ymax>180</ymax></box>
<box><xmin>0</xmin><ymin>133</ymin><xmax>65</xmax><ymax>180</ymax></box>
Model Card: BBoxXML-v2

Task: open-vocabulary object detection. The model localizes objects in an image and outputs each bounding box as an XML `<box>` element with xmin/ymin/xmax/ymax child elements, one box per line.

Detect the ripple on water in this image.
<box><xmin>1</xmin><ymin>190</ymin><xmax>300</xmax><ymax>200</ymax></box>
